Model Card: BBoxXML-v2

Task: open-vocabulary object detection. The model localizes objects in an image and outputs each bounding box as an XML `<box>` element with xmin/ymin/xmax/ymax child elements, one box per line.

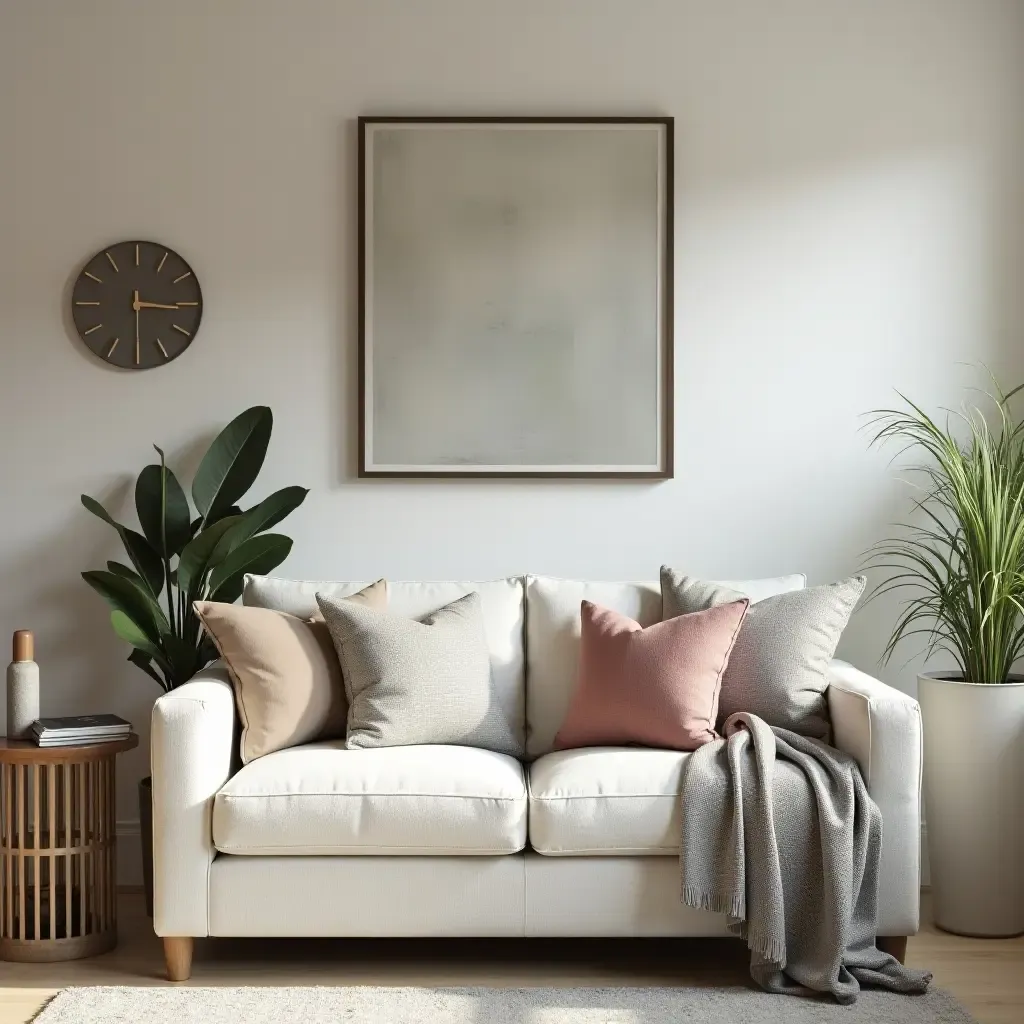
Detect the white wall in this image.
<box><xmin>2</xmin><ymin>0</ymin><xmax>1023</xmax><ymax>881</ymax></box>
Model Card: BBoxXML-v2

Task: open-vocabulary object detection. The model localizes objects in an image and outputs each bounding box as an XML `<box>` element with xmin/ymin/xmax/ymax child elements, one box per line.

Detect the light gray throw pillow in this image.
<box><xmin>315</xmin><ymin>590</ymin><xmax>522</xmax><ymax>757</ymax></box>
<box><xmin>661</xmin><ymin>567</ymin><xmax>866</xmax><ymax>740</ymax></box>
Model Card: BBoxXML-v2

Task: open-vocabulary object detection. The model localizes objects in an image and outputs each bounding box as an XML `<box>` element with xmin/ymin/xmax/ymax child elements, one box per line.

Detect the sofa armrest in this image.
<box><xmin>826</xmin><ymin>659</ymin><xmax>922</xmax><ymax>934</ymax></box>
<box><xmin>151</xmin><ymin>662</ymin><xmax>237</xmax><ymax>938</ymax></box>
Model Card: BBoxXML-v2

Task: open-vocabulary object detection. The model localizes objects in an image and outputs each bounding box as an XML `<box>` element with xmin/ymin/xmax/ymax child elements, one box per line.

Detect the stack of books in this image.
<box><xmin>30</xmin><ymin>714</ymin><xmax>132</xmax><ymax>747</ymax></box>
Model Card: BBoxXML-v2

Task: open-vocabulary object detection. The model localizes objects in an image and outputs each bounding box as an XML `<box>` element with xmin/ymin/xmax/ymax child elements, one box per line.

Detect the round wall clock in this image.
<box><xmin>71</xmin><ymin>241</ymin><xmax>203</xmax><ymax>369</ymax></box>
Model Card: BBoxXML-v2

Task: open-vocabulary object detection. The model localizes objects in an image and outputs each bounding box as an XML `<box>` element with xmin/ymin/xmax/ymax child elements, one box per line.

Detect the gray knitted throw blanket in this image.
<box><xmin>680</xmin><ymin>712</ymin><xmax>933</xmax><ymax>1003</ymax></box>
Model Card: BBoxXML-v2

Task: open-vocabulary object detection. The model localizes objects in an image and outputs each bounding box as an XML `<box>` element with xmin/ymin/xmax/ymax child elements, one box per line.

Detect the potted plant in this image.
<box><xmin>81</xmin><ymin>406</ymin><xmax>308</xmax><ymax>915</ymax></box>
<box><xmin>868</xmin><ymin>382</ymin><xmax>1024</xmax><ymax>937</ymax></box>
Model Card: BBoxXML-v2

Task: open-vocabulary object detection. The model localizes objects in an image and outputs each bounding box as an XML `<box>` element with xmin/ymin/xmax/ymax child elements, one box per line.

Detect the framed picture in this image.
<box><xmin>358</xmin><ymin>116</ymin><xmax>674</xmax><ymax>478</ymax></box>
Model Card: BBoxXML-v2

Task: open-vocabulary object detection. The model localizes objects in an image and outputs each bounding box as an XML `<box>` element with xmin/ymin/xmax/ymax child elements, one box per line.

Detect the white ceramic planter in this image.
<box><xmin>918</xmin><ymin>672</ymin><xmax>1024</xmax><ymax>936</ymax></box>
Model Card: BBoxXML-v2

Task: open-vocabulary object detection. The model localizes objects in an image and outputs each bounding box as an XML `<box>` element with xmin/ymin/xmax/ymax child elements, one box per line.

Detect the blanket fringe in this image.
<box><xmin>682</xmin><ymin>887</ymin><xmax>786</xmax><ymax>966</ymax></box>
<box><xmin>681</xmin><ymin>885</ymin><xmax>745</xmax><ymax>921</ymax></box>
<box><xmin>744</xmin><ymin>924</ymin><xmax>786</xmax><ymax>967</ymax></box>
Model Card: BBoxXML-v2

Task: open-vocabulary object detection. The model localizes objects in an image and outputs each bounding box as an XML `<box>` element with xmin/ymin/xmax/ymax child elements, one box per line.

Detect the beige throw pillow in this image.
<box><xmin>195</xmin><ymin>579</ymin><xmax>387</xmax><ymax>763</ymax></box>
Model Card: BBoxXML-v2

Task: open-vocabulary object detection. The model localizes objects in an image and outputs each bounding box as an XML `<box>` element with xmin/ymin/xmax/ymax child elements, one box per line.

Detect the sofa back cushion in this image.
<box><xmin>244</xmin><ymin>576</ymin><xmax>526</xmax><ymax>751</ymax></box>
<box><xmin>524</xmin><ymin>574</ymin><xmax>806</xmax><ymax>758</ymax></box>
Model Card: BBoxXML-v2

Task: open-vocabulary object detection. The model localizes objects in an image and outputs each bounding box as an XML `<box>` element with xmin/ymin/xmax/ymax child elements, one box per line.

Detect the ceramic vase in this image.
<box><xmin>6</xmin><ymin>629</ymin><xmax>39</xmax><ymax>740</ymax></box>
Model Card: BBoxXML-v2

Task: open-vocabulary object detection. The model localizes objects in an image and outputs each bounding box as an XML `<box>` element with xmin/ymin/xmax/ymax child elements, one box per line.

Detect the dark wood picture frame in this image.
<box><xmin>357</xmin><ymin>116</ymin><xmax>674</xmax><ymax>479</ymax></box>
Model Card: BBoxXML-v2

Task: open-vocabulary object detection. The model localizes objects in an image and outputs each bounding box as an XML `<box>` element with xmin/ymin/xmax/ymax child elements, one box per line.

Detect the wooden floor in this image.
<box><xmin>1</xmin><ymin>893</ymin><xmax>1021</xmax><ymax>1022</ymax></box>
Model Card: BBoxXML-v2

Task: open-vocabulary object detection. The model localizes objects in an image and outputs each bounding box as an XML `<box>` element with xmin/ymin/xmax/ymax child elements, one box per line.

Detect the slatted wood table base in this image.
<box><xmin>0</xmin><ymin>735</ymin><xmax>138</xmax><ymax>962</ymax></box>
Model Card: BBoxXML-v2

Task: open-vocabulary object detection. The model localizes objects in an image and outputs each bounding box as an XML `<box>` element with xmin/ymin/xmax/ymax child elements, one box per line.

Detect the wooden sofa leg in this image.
<box><xmin>163</xmin><ymin>937</ymin><xmax>194</xmax><ymax>981</ymax></box>
<box><xmin>877</xmin><ymin>935</ymin><xmax>908</xmax><ymax>964</ymax></box>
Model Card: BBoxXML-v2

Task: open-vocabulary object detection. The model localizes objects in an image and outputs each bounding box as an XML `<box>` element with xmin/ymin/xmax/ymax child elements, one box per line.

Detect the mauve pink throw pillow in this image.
<box><xmin>553</xmin><ymin>598</ymin><xmax>750</xmax><ymax>752</ymax></box>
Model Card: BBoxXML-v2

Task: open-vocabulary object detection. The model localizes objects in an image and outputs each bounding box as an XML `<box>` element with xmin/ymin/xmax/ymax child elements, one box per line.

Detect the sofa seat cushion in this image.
<box><xmin>528</xmin><ymin>747</ymin><xmax>690</xmax><ymax>855</ymax></box>
<box><xmin>213</xmin><ymin>742</ymin><xmax>527</xmax><ymax>855</ymax></box>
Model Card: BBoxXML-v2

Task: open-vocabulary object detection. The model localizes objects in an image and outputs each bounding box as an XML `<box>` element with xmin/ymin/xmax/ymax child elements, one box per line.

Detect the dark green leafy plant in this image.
<box><xmin>866</xmin><ymin>381</ymin><xmax>1024</xmax><ymax>684</ymax></box>
<box><xmin>81</xmin><ymin>406</ymin><xmax>308</xmax><ymax>691</ymax></box>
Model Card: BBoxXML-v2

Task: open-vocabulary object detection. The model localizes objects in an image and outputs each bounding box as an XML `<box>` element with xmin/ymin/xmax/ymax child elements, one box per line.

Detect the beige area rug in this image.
<box><xmin>33</xmin><ymin>985</ymin><xmax>977</xmax><ymax>1022</ymax></box>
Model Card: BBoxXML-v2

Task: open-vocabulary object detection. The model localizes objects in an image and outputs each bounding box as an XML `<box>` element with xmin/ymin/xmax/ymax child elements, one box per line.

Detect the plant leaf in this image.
<box><xmin>206</xmin><ymin>504</ymin><xmax>242</xmax><ymax>526</ymax></box>
<box><xmin>136</xmin><ymin>460</ymin><xmax>191</xmax><ymax>557</ymax></box>
<box><xmin>176</xmin><ymin>516</ymin><xmax>242</xmax><ymax>597</ymax></box>
<box><xmin>122</xmin><ymin>528</ymin><xmax>164</xmax><ymax>596</ymax></box>
<box><xmin>191</xmin><ymin>506</ymin><xmax>240</xmax><ymax>538</ymax></box>
<box><xmin>107</xmin><ymin>561</ymin><xmax>145</xmax><ymax>586</ymax></box>
<box><xmin>234</xmin><ymin>486</ymin><xmax>309</xmax><ymax>541</ymax></box>
<box><xmin>81</xmin><ymin>494</ymin><xmax>121</xmax><ymax>530</ymax></box>
<box><xmin>162</xmin><ymin>632</ymin><xmax>200</xmax><ymax>686</ymax></box>
<box><xmin>208</xmin><ymin>534</ymin><xmax>293</xmax><ymax>600</ymax></box>
<box><xmin>110</xmin><ymin>609</ymin><xmax>167</xmax><ymax>666</ymax></box>
<box><xmin>83</xmin><ymin>570</ymin><xmax>169</xmax><ymax>644</ymax></box>
<box><xmin>192</xmin><ymin>407</ymin><xmax>273</xmax><ymax>524</ymax></box>
<box><xmin>128</xmin><ymin>648</ymin><xmax>167</xmax><ymax>689</ymax></box>
<box><xmin>81</xmin><ymin>495</ymin><xmax>163</xmax><ymax>597</ymax></box>
<box><xmin>206</xmin><ymin>573</ymin><xmax>247</xmax><ymax>605</ymax></box>
<box><xmin>210</xmin><ymin>487</ymin><xmax>308</xmax><ymax>567</ymax></box>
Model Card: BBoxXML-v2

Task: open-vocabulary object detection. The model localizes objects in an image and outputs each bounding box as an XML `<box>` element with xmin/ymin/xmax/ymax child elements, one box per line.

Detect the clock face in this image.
<box><xmin>71</xmin><ymin>241</ymin><xmax>203</xmax><ymax>369</ymax></box>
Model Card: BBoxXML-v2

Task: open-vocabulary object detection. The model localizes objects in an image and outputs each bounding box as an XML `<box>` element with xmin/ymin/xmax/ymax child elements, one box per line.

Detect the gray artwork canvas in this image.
<box><xmin>359</xmin><ymin>119</ymin><xmax>672</xmax><ymax>476</ymax></box>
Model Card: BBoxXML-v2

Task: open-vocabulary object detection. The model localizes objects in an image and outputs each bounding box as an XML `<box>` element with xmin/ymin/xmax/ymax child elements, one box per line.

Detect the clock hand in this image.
<box><xmin>132</xmin><ymin>292</ymin><xmax>178</xmax><ymax>311</ymax></box>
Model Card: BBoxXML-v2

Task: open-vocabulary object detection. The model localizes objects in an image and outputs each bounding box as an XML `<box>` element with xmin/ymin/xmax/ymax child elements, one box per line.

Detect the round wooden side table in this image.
<box><xmin>0</xmin><ymin>734</ymin><xmax>138</xmax><ymax>962</ymax></box>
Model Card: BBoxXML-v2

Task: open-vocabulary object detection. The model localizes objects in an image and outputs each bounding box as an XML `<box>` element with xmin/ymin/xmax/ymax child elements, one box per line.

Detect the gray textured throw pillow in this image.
<box><xmin>315</xmin><ymin>590</ymin><xmax>522</xmax><ymax>757</ymax></box>
<box><xmin>661</xmin><ymin>567</ymin><xmax>865</xmax><ymax>740</ymax></box>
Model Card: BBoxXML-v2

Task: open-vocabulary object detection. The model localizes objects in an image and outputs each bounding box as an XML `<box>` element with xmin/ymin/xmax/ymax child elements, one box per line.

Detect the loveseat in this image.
<box><xmin>151</xmin><ymin>574</ymin><xmax>922</xmax><ymax>981</ymax></box>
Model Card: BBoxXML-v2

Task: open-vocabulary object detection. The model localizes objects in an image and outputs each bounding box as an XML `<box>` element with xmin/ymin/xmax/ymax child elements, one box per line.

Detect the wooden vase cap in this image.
<box><xmin>12</xmin><ymin>630</ymin><xmax>34</xmax><ymax>662</ymax></box>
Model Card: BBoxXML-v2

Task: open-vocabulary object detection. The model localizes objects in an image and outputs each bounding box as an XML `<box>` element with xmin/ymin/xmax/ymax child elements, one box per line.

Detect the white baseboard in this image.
<box><xmin>115</xmin><ymin>820</ymin><xmax>935</xmax><ymax>890</ymax></box>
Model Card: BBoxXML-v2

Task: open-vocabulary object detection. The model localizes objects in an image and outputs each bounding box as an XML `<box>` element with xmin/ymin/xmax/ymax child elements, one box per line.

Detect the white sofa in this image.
<box><xmin>151</xmin><ymin>575</ymin><xmax>923</xmax><ymax>981</ymax></box>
